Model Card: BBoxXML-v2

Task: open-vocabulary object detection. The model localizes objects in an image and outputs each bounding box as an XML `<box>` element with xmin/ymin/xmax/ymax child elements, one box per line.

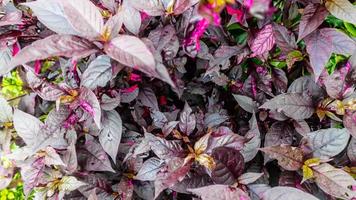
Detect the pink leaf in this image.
<box><xmin>249</xmin><ymin>24</ymin><xmax>275</xmax><ymax>57</ymax></box>
<box><xmin>5</xmin><ymin>35</ymin><xmax>97</xmax><ymax>76</ymax></box>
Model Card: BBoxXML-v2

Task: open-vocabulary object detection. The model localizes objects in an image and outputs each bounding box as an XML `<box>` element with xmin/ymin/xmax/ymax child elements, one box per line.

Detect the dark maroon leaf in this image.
<box><xmin>298</xmin><ymin>4</ymin><xmax>329</xmax><ymax>41</ymax></box>
<box><xmin>211</xmin><ymin>147</ymin><xmax>245</xmax><ymax>185</ymax></box>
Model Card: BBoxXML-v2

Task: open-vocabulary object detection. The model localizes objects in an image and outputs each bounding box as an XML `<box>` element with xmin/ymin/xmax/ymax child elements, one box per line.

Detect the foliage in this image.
<box><xmin>0</xmin><ymin>0</ymin><xmax>356</xmax><ymax>199</ymax></box>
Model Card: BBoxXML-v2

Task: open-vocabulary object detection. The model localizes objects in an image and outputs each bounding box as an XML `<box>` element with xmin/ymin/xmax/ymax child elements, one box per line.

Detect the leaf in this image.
<box><xmin>26</xmin><ymin>70</ymin><xmax>65</xmax><ymax>101</ymax></box>
<box><xmin>249</xmin><ymin>24</ymin><xmax>275</xmax><ymax>57</ymax></box>
<box><xmin>83</xmin><ymin>135</ymin><xmax>115</xmax><ymax>172</ymax></box>
<box><xmin>179</xmin><ymin>102</ymin><xmax>196</xmax><ymax>135</ymax></box>
<box><xmin>61</xmin><ymin>0</ymin><xmax>104</xmax><ymax>39</ymax></box>
<box><xmin>238</xmin><ymin>172</ymin><xmax>264</xmax><ymax>185</ymax></box>
<box><xmin>5</xmin><ymin>35</ymin><xmax>97</xmax><ymax>75</ymax></box>
<box><xmin>298</xmin><ymin>4</ymin><xmax>329</xmax><ymax>41</ymax></box>
<box><xmin>154</xmin><ymin>158</ymin><xmax>191</xmax><ymax>198</ymax></box>
<box><xmin>21</xmin><ymin>0</ymin><xmax>79</xmax><ymax>35</ymax></box>
<box><xmin>304</xmin><ymin>29</ymin><xmax>333</xmax><ymax>81</ymax></box>
<box><xmin>81</xmin><ymin>55</ymin><xmax>112</xmax><ymax>89</ymax></box>
<box><xmin>99</xmin><ymin>110</ymin><xmax>122</xmax><ymax>163</ymax></box>
<box><xmin>260</xmin><ymin>93</ymin><xmax>315</xmax><ymax>120</ymax></box>
<box><xmin>287</xmin><ymin>76</ymin><xmax>324</xmax><ymax>101</ymax></box>
<box><xmin>232</xmin><ymin>94</ymin><xmax>258</xmax><ymax>113</ymax></box>
<box><xmin>0</xmin><ymin>95</ymin><xmax>12</xmax><ymax>123</ymax></box>
<box><xmin>43</xmin><ymin>146</ymin><xmax>66</xmax><ymax>166</ymax></box>
<box><xmin>240</xmin><ymin>114</ymin><xmax>261</xmax><ymax>162</ymax></box>
<box><xmin>343</xmin><ymin>111</ymin><xmax>356</xmax><ymax>138</ymax></box>
<box><xmin>325</xmin><ymin>0</ymin><xmax>356</xmax><ymax>24</ymax></box>
<box><xmin>211</xmin><ymin>147</ymin><xmax>245</xmax><ymax>185</ymax></box>
<box><xmin>162</xmin><ymin>121</ymin><xmax>179</xmax><ymax>137</ymax></box>
<box><xmin>272</xmin><ymin>23</ymin><xmax>297</xmax><ymax>53</ymax></box>
<box><xmin>171</xmin><ymin>174</ymin><xmax>213</xmax><ymax>194</ymax></box>
<box><xmin>322</xmin><ymin>28</ymin><xmax>356</xmax><ymax>55</ymax></box>
<box><xmin>260</xmin><ymin>145</ymin><xmax>304</xmax><ymax>171</ymax></box>
<box><xmin>0</xmin><ymin>47</ymin><xmax>12</xmax><ymax>75</ymax></box>
<box><xmin>134</xmin><ymin>157</ymin><xmax>164</xmax><ymax>181</ymax></box>
<box><xmin>20</xmin><ymin>158</ymin><xmax>45</xmax><ymax>195</ymax></box>
<box><xmin>137</xmin><ymin>87</ymin><xmax>159</xmax><ymax>110</ymax></box>
<box><xmin>79</xmin><ymin>88</ymin><xmax>102</xmax><ymax>129</ymax></box>
<box><xmin>206</xmin><ymin>132</ymin><xmax>246</xmax><ymax>154</ymax></box>
<box><xmin>120</xmin><ymin>1</ymin><xmax>141</xmax><ymax>35</ymax></box>
<box><xmin>347</xmin><ymin>137</ymin><xmax>356</xmax><ymax>164</ymax></box>
<box><xmin>271</xmin><ymin>68</ymin><xmax>288</xmax><ymax>93</ymax></box>
<box><xmin>188</xmin><ymin>185</ymin><xmax>251</xmax><ymax>200</ymax></box>
<box><xmin>130</xmin><ymin>0</ymin><xmax>165</xmax><ymax>16</ymax></box>
<box><xmin>303</xmin><ymin>128</ymin><xmax>350</xmax><ymax>159</ymax></box>
<box><xmin>59</xmin><ymin>176</ymin><xmax>86</xmax><ymax>192</ymax></box>
<box><xmin>312</xmin><ymin>163</ymin><xmax>356</xmax><ymax>199</ymax></box>
<box><xmin>262</xmin><ymin>186</ymin><xmax>319</xmax><ymax>200</ymax></box>
<box><xmin>145</xmin><ymin>132</ymin><xmax>185</xmax><ymax>160</ymax></box>
<box><xmin>13</xmin><ymin>109</ymin><xmax>44</xmax><ymax>147</ymax></box>
<box><xmin>173</xmin><ymin>0</ymin><xmax>199</xmax><ymax>15</ymax></box>
<box><xmin>104</xmin><ymin>35</ymin><xmax>156</xmax><ymax>76</ymax></box>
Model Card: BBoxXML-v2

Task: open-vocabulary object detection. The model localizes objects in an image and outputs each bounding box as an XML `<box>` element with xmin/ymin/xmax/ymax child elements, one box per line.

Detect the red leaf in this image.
<box><xmin>249</xmin><ymin>24</ymin><xmax>275</xmax><ymax>57</ymax></box>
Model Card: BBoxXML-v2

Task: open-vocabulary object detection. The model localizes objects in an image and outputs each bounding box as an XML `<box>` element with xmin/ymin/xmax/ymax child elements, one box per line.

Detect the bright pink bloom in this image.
<box><xmin>226</xmin><ymin>5</ymin><xmax>244</xmax><ymax>23</ymax></box>
<box><xmin>244</xmin><ymin>0</ymin><xmax>254</xmax><ymax>9</ymax></box>
<box><xmin>79</xmin><ymin>100</ymin><xmax>94</xmax><ymax>115</ymax></box>
<box><xmin>63</xmin><ymin>113</ymin><xmax>79</xmax><ymax>129</ymax></box>
<box><xmin>121</xmin><ymin>84</ymin><xmax>138</xmax><ymax>93</ymax></box>
<box><xmin>34</xmin><ymin>60</ymin><xmax>41</xmax><ymax>75</ymax></box>
<box><xmin>140</xmin><ymin>12</ymin><xmax>149</xmax><ymax>21</ymax></box>
<box><xmin>184</xmin><ymin>18</ymin><xmax>210</xmax><ymax>51</ymax></box>
<box><xmin>129</xmin><ymin>73</ymin><xmax>142</xmax><ymax>82</ymax></box>
<box><xmin>12</xmin><ymin>43</ymin><xmax>20</xmax><ymax>56</ymax></box>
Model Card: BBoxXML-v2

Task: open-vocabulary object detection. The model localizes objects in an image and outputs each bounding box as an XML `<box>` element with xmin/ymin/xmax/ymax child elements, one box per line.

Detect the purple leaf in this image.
<box><xmin>298</xmin><ymin>4</ymin><xmax>329</xmax><ymax>41</ymax></box>
<box><xmin>134</xmin><ymin>157</ymin><xmax>164</xmax><ymax>181</ymax></box>
<box><xmin>260</xmin><ymin>93</ymin><xmax>315</xmax><ymax>120</ymax></box>
<box><xmin>0</xmin><ymin>95</ymin><xmax>12</xmax><ymax>123</ymax></box>
<box><xmin>171</xmin><ymin>174</ymin><xmax>213</xmax><ymax>194</ymax></box>
<box><xmin>188</xmin><ymin>185</ymin><xmax>251</xmax><ymax>200</ymax></box>
<box><xmin>137</xmin><ymin>87</ymin><xmax>159</xmax><ymax>110</ymax></box>
<box><xmin>61</xmin><ymin>0</ymin><xmax>104</xmax><ymax>39</ymax></box>
<box><xmin>104</xmin><ymin>35</ymin><xmax>156</xmax><ymax>76</ymax></box>
<box><xmin>271</xmin><ymin>68</ymin><xmax>288</xmax><ymax>93</ymax></box>
<box><xmin>99</xmin><ymin>110</ymin><xmax>122</xmax><ymax>163</ymax></box>
<box><xmin>5</xmin><ymin>35</ymin><xmax>97</xmax><ymax>75</ymax></box>
<box><xmin>322</xmin><ymin>28</ymin><xmax>356</xmax><ymax>55</ymax></box>
<box><xmin>304</xmin><ymin>29</ymin><xmax>333</xmax><ymax>81</ymax></box>
<box><xmin>83</xmin><ymin>135</ymin><xmax>115</xmax><ymax>172</ymax></box>
<box><xmin>263</xmin><ymin>186</ymin><xmax>319</xmax><ymax>200</ymax></box>
<box><xmin>81</xmin><ymin>55</ymin><xmax>112</xmax><ymax>90</ymax></box>
<box><xmin>26</xmin><ymin>71</ymin><xmax>65</xmax><ymax>101</ymax></box>
<box><xmin>272</xmin><ymin>23</ymin><xmax>297</xmax><ymax>53</ymax></box>
<box><xmin>145</xmin><ymin>132</ymin><xmax>185</xmax><ymax>160</ymax></box>
<box><xmin>211</xmin><ymin>147</ymin><xmax>245</xmax><ymax>185</ymax></box>
<box><xmin>232</xmin><ymin>94</ymin><xmax>258</xmax><ymax>113</ymax></box>
<box><xmin>119</xmin><ymin>1</ymin><xmax>142</xmax><ymax>35</ymax></box>
<box><xmin>79</xmin><ymin>88</ymin><xmax>102</xmax><ymax>129</ymax></box>
<box><xmin>241</xmin><ymin>114</ymin><xmax>261</xmax><ymax>162</ymax></box>
<box><xmin>288</xmin><ymin>76</ymin><xmax>325</xmax><ymax>101</ymax></box>
<box><xmin>130</xmin><ymin>0</ymin><xmax>165</xmax><ymax>16</ymax></box>
<box><xmin>179</xmin><ymin>102</ymin><xmax>196</xmax><ymax>135</ymax></box>
<box><xmin>21</xmin><ymin>0</ymin><xmax>80</xmax><ymax>36</ymax></box>
<box><xmin>302</xmin><ymin>128</ymin><xmax>350</xmax><ymax>159</ymax></box>
<box><xmin>154</xmin><ymin>158</ymin><xmax>191</xmax><ymax>198</ymax></box>
<box><xmin>249</xmin><ymin>24</ymin><xmax>275</xmax><ymax>57</ymax></box>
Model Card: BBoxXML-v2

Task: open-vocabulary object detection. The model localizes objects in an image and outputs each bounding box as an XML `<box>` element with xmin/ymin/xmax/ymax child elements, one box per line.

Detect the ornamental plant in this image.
<box><xmin>0</xmin><ymin>0</ymin><xmax>356</xmax><ymax>199</ymax></box>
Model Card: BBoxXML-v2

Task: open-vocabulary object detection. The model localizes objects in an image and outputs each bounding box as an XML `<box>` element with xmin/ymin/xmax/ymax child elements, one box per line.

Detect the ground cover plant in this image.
<box><xmin>0</xmin><ymin>0</ymin><xmax>356</xmax><ymax>199</ymax></box>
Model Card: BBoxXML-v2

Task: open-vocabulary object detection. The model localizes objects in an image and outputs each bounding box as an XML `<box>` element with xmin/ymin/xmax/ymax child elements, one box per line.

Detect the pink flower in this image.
<box><xmin>244</xmin><ymin>0</ymin><xmax>254</xmax><ymax>9</ymax></box>
<box><xmin>34</xmin><ymin>60</ymin><xmax>41</xmax><ymax>75</ymax></box>
<box><xmin>121</xmin><ymin>84</ymin><xmax>138</xmax><ymax>93</ymax></box>
<box><xmin>129</xmin><ymin>73</ymin><xmax>142</xmax><ymax>82</ymax></box>
<box><xmin>63</xmin><ymin>113</ymin><xmax>79</xmax><ymax>129</ymax></box>
<box><xmin>12</xmin><ymin>43</ymin><xmax>20</xmax><ymax>56</ymax></box>
<box><xmin>79</xmin><ymin>100</ymin><xmax>94</xmax><ymax>115</ymax></box>
<box><xmin>226</xmin><ymin>5</ymin><xmax>244</xmax><ymax>23</ymax></box>
<box><xmin>184</xmin><ymin>18</ymin><xmax>210</xmax><ymax>51</ymax></box>
<box><xmin>140</xmin><ymin>12</ymin><xmax>149</xmax><ymax>21</ymax></box>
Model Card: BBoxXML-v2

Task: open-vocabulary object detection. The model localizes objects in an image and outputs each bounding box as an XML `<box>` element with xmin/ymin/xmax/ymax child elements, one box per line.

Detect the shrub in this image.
<box><xmin>0</xmin><ymin>0</ymin><xmax>355</xmax><ymax>199</ymax></box>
